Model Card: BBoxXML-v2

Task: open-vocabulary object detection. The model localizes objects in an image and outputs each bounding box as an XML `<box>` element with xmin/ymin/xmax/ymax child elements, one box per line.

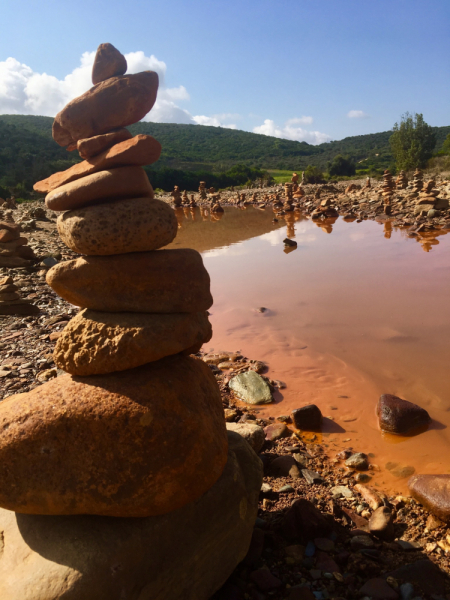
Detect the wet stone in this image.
<box><xmin>345</xmin><ymin>452</ymin><xmax>369</xmax><ymax>470</ymax></box>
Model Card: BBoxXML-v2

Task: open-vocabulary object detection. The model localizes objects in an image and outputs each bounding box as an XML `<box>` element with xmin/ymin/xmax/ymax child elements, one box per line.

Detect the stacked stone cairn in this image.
<box><xmin>171</xmin><ymin>184</ymin><xmax>182</xmax><ymax>207</ymax></box>
<box><xmin>199</xmin><ymin>180</ymin><xmax>207</xmax><ymax>200</ymax></box>
<box><xmin>409</xmin><ymin>168</ymin><xmax>424</xmax><ymax>197</ymax></box>
<box><xmin>283</xmin><ymin>182</ymin><xmax>294</xmax><ymax>211</ymax></box>
<box><xmin>182</xmin><ymin>189</ymin><xmax>188</xmax><ymax>204</ymax></box>
<box><xmin>189</xmin><ymin>193</ymin><xmax>197</xmax><ymax>207</ymax></box>
<box><xmin>381</xmin><ymin>169</ymin><xmax>395</xmax><ymax>214</ymax></box>
<box><xmin>396</xmin><ymin>170</ymin><xmax>408</xmax><ymax>189</ymax></box>
<box><xmin>415</xmin><ymin>179</ymin><xmax>441</xmax><ymax>216</ymax></box>
<box><xmin>0</xmin><ymin>275</ymin><xmax>39</xmax><ymax>315</ymax></box>
<box><xmin>0</xmin><ymin>43</ymin><xmax>261</xmax><ymax>600</ymax></box>
<box><xmin>0</xmin><ymin>196</ymin><xmax>17</xmax><ymax>210</ymax></box>
<box><xmin>0</xmin><ymin>216</ymin><xmax>36</xmax><ymax>268</ymax></box>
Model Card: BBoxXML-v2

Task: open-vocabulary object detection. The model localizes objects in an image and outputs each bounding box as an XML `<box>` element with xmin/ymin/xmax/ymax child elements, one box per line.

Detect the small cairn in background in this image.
<box><xmin>171</xmin><ymin>185</ymin><xmax>182</xmax><ymax>207</ymax></box>
<box><xmin>0</xmin><ymin>275</ymin><xmax>39</xmax><ymax>315</ymax></box>
<box><xmin>381</xmin><ymin>169</ymin><xmax>395</xmax><ymax>215</ymax></box>
<box><xmin>198</xmin><ymin>181</ymin><xmax>207</xmax><ymax>200</ymax></box>
<box><xmin>409</xmin><ymin>168</ymin><xmax>424</xmax><ymax>198</ymax></box>
<box><xmin>396</xmin><ymin>170</ymin><xmax>408</xmax><ymax>189</ymax></box>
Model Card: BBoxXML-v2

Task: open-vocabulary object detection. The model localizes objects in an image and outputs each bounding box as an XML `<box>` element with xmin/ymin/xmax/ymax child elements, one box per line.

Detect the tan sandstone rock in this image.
<box><xmin>34</xmin><ymin>134</ymin><xmax>161</xmax><ymax>193</ymax></box>
<box><xmin>92</xmin><ymin>43</ymin><xmax>127</xmax><ymax>85</ymax></box>
<box><xmin>0</xmin><ymin>431</ymin><xmax>261</xmax><ymax>600</ymax></box>
<box><xmin>54</xmin><ymin>309</ymin><xmax>212</xmax><ymax>376</ymax></box>
<box><xmin>52</xmin><ymin>72</ymin><xmax>159</xmax><ymax>146</ymax></box>
<box><xmin>0</xmin><ymin>354</ymin><xmax>228</xmax><ymax>517</ymax></box>
<box><xmin>77</xmin><ymin>128</ymin><xmax>132</xmax><ymax>159</ymax></box>
<box><xmin>47</xmin><ymin>249</ymin><xmax>213</xmax><ymax>313</ymax></box>
<box><xmin>57</xmin><ymin>197</ymin><xmax>177</xmax><ymax>255</ymax></box>
<box><xmin>45</xmin><ymin>166</ymin><xmax>153</xmax><ymax>211</ymax></box>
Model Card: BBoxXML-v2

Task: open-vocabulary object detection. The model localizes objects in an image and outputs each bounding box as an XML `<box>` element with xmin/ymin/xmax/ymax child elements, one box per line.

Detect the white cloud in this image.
<box><xmin>253</xmin><ymin>118</ymin><xmax>331</xmax><ymax>145</ymax></box>
<box><xmin>286</xmin><ymin>116</ymin><xmax>313</xmax><ymax>125</ymax></box>
<box><xmin>0</xmin><ymin>50</ymin><xmax>197</xmax><ymax>125</ymax></box>
<box><xmin>192</xmin><ymin>113</ymin><xmax>239</xmax><ymax>129</ymax></box>
<box><xmin>347</xmin><ymin>110</ymin><xmax>370</xmax><ymax>119</ymax></box>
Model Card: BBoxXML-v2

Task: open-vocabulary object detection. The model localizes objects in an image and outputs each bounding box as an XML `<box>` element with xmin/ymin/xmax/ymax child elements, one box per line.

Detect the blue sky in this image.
<box><xmin>0</xmin><ymin>0</ymin><xmax>448</xmax><ymax>144</ymax></box>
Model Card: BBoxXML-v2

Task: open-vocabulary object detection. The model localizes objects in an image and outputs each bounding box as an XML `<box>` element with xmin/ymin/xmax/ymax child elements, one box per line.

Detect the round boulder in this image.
<box><xmin>0</xmin><ymin>431</ymin><xmax>262</xmax><ymax>600</ymax></box>
<box><xmin>57</xmin><ymin>197</ymin><xmax>177</xmax><ymax>255</ymax></box>
<box><xmin>54</xmin><ymin>309</ymin><xmax>212</xmax><ymax>375</ymax></box>
<box><xmin>0</xmin><ymin>355</ymin><xmax>227</xmax><ymax>517</ymax></box>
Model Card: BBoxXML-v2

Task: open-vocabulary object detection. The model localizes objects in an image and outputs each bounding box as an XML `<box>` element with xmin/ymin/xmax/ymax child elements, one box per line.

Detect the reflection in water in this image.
<box><xmin>169</xmin><ymin>206</ymin><xmax>450</xmax><ymax>493</ymax></box>
<box><xmin>384</xmin><ymin>221</ymin><xmax>392</xmax><ymax>239</ymax></box>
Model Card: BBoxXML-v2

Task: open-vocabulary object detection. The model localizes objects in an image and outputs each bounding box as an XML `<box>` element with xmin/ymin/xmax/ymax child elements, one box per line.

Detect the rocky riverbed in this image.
<box><xmin>2</xmin><ymin>193</ymin><xmax>450</xmax><ymax>598</ymax></box>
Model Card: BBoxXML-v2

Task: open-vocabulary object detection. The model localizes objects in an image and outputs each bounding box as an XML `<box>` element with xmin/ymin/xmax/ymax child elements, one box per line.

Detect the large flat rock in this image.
<box><xmin>34</xmin><ymin>135</ymin><xmax>161</xmax><ymax>194</ymax></box>
<box><xmin>46</xmin><ymin>166</ymin><xmax>153</xmax><ymax>211</ymax></box>
<box><xmin>54</xmin><ymin>309</ymin><xmax>212</xmax><ymax>375</ymax></box>
<box><xmin>57</xmin><ymin>197</ymin><xmax>177</xmax><ymax>255</ymax></box>
<box><xmin>46</xmin><ymin>249</ymin><xmax>213</xmax><ymax>313</ymax></box>
<box><xmin>52</xmin><ymin>71</ymin><xmax>158</xmax><ymax>146</ymax></box>
<box><xmin>0</xmin><ymin>355</ymin><xmax>227</xmax><ymax>517</ymax></box>
<box><xmin>0</xmin><ymin>431</ymin><xmax>262</xmax><ymax>600</ymax></box>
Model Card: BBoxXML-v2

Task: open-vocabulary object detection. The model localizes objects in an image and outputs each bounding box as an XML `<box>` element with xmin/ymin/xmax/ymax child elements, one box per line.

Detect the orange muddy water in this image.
<box><xmin>168</xmin><ymin>206</ymin><xmax>450</xmax><ymax>493</ymax></box>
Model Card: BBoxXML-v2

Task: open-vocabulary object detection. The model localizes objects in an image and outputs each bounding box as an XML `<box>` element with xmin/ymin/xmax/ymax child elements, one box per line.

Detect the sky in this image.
<box><xmin>0</xmin><ymin>0</ymin><xmax>449</xmax><ymax>145</ymax></box>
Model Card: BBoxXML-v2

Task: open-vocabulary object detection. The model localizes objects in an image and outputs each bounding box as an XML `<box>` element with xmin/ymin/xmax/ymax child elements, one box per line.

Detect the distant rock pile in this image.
<box><xmin>0</xmin><ymin>275</ymin><xmax>39</xmax><ymax>315</ymax></box>
<box><xmin>396</xmin><ymin>170</ymin><xmax>408</xmax><ymax>189</ymax></box>
<box><xmin>0</xmin><ymin>216</ymin><xmax>36</xmax><ymax>267</ymax></box>
<box><xmin>409</xmin><ymin>168</ymin><xmax>424</xmax><ymax>197</ymax></box>
<box><xmin>0</xmin><ymin>43</ymin><xmax>261</xmax><ymax>600</ymax></box>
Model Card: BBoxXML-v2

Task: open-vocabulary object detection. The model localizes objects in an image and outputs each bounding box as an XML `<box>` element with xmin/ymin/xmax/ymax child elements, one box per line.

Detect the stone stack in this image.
<box><xmin>182</xmin><ymin>189</ymin><xmax>188</xmax><ymax>204</ymax></box>
<box><xmin>416</xmin><ymin>179</ymin><xmax>439</xmax><ymax>205</ymax></box>
<box><xmin>189</xmin><ymin>193</ymin><xmax>197</xmax><ymax>207</ymax></box>
<box><xmin>409</xmin><ymin>168</ymin><xmax>424</xmax><ymax>197</ymax></box>
<box><xmin>284</xmin><ymin>182</ymin><xmax>294</xmax><ymax>211</ymax></box>
<box><xmin>0</xmin><ymin>196</ymin><xmax>17</xmax><ymax>210</ymax></box>
<box><xmin>381</xmin><ymin>169</ymin><xmax>395</xmax><ymax>214</ymax></box>
<box><xmin>396</xmin><ymin>170</ymin><xmax>408</xmax><ymax>189</ymax></box>
<box><xmin>199</xmin><ymin>181</ymin><xmax>207</xmax><ymax>200</ymax></box>
<box><xmin>0</xmin><ymin>43</ymin><xmax>261</xmax><ymax>600</ymax></box>
<box><xmin>171</xmin><ymin>185</ymin><xmax>182</xmax><ymax>207</ymax></box>
<box><xmin>0</xmin><ymin>217</ymin><xmax>36</xmax><ymax>267</ymax></box>
<box><xmin>0</xmin><ymin>275</ymin><xmax>39</xmax><ymax>315</ymax></box>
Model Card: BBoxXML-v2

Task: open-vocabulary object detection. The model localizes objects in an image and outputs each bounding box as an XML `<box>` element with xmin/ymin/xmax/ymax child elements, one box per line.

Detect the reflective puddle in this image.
<box><xmin>168</xmin><ymin>206</ymin><xmax>450</xmax><ymax>493</ymax></box>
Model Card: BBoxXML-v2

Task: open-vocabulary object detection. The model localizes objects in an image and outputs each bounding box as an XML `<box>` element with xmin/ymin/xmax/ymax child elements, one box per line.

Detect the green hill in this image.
<box><xmin>0</xmin><ymin>114</ymin><xmax>448</xmax><ymax>196</ymax></box>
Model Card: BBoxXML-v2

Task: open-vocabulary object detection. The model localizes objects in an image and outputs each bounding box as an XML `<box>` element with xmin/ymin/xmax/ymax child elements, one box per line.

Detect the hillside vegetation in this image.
<box><xmin>0</xmin><ymin>114</ymin><xmax>448</xmax><ymax>196</ymax></box>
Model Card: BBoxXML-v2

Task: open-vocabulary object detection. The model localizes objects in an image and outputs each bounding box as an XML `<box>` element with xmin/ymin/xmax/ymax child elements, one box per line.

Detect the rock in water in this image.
<box><xmin>0</xmin><ymin>431</ymin><xmax>262</xmax><ymax>600</ymax></box>
<box><xmin>34</xmin><ymin>134</ymin><xmax>162</xmax><ymax>193</ymax></box>
<box><xmin>46</xmin><ymin>249</ymin><xmax>213</xmax><ymax>313</ymax></box>
<box><xmin>52</xmin><ymin>72</ymin><xmax>159</xmax><ymax>146</ymax></box>
<box><xmin>377</xmin><ymin>394</ymin><xmax>430</xmax><ymax>435</ymax></box>
<box><xmin>45</xmin><ymin>166</ymin><xmax>153</xmax><ymax>211</ymax></box>
<box><xmin>229</xmin><ymin>370</ymin><xmax>273</xmax><ymax>404</ymax></box>
<box><xmin>0</xmin><ymin>355</ymin><xmax>227</xmax><ymax>517</ymax></box>
<box><xmin>57</xmin><ymin>197</ymin><xmax>177</xmax><ymax>255</ymax></box>
<box><xmin>92</xmin><ymin>43</ymin><xmax>127</xmax><ymax>85</ymax></box>
<box><xmin>408</xmin><ymin>474</ymin><xmax>450</xmax><ymax>521</ymax></box>
<box><xmin>54</xmin><ymin>309</ymin><xmax>212</xmax><ymax>375</ymax></box>
<box><xmin>291</xmin><ymin>404</ymin><xmax>322</xmax><ymax>431</ymax></box>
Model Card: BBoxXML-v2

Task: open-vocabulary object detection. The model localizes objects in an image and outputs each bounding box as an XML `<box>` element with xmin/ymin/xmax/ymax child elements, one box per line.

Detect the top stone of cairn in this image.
<box><xmin>92</xmin><ymin>43</ymin><xmax>127</xmax><ymax>85</ymax></box>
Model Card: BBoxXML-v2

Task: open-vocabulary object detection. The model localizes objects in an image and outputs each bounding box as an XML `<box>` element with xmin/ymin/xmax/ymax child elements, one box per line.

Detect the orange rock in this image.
<box><xmin>77</xmin><ymin>128</ymin><xmax>132</xmax><ymax>159</ymax></box>
<box><xmin>0</xmin><ymin>355</ymin><xmax>228</xmax><ymax>516</ymax></box>
<box><xmin>92</xmin><ymin>43</ymin><xmax>127</xmax><ymax>85</ymax></box>
<box><xmin>52</xmin><ymin>71</ymin><xmax>159</xmax><ymax>146</ymax></box>
<box><xmin>56</xmin><ymin>197</ymin><xmax>177</xmax><ymax>255</ymax></box>
<box><xmin>34</xmin><ymin>135</ymin><xmax>161</xmax><ymax>193</ymax></box>
<box><xmin>46</xmin><ymin>249</ymin><xmax>213</xmax><ymax>313</ymax></box>
<box><xmin>45</xmin><ymin>166</ymin><xmax>153</xmax><ymax>211</ymax></box>
<box><xmin>54</xmin><ymin>309</ymin><xmax>212</xmax><ymax>375</ymax></box>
